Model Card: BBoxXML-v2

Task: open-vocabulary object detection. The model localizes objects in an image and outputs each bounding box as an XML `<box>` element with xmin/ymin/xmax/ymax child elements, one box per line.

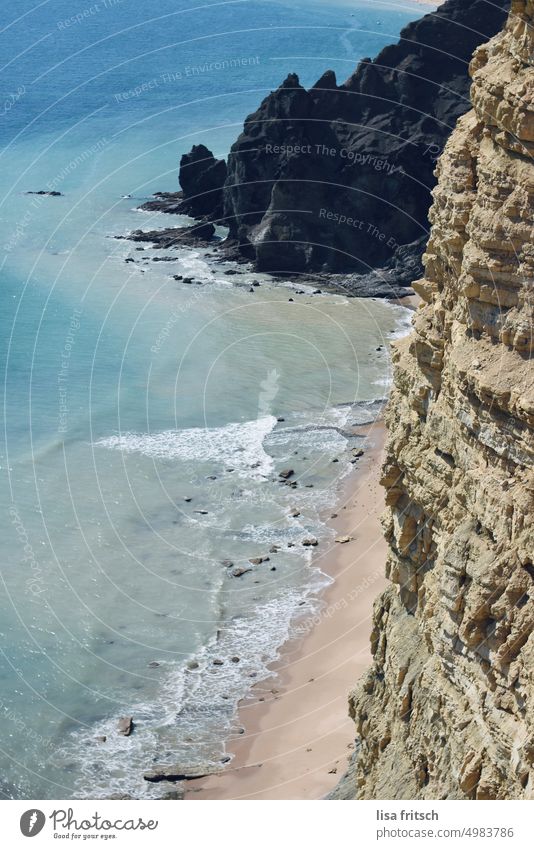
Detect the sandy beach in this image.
<box><xmin>185</xmin><ymin>419</ymin><xmax>389</xmax><ymax>800</ymax></box>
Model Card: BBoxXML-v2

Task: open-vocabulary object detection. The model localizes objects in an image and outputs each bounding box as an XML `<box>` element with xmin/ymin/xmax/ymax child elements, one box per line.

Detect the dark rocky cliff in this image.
<box><xmin>221</xmin><ymin>0</ymin><xmax>509</xmax><ymax>274</ymax></box>
<box><xmin>154</xmin><ymin>0</ymin><xmax>510</xmax><ymax>280</ymax></box>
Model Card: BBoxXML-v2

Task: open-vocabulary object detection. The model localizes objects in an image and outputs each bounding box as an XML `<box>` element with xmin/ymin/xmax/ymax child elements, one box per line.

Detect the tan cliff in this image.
<box><xmin>349</xmin><ymin>0</ymin><xmax>534</xmax><ymax>799</ymax></box>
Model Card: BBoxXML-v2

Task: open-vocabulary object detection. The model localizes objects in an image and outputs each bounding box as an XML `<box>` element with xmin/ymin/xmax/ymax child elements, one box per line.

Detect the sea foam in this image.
<box><xmin>95</xmin><ymin>415</ymin><xmax>277</xmax><ymax>478</ymax></box>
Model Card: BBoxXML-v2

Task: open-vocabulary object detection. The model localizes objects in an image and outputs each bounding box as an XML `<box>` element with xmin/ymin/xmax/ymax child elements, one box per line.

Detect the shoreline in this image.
<box><xmin>185</xmin><ymin>419</ymin><xmax>388</xmax><ymax>800</ymax></box>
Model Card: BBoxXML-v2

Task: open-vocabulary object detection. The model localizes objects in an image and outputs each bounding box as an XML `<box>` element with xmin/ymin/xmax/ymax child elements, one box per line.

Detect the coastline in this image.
<box><xmin>185</xmin><ymin>419</ymin><xmax>388</xmax><ymax>800</ymax></box>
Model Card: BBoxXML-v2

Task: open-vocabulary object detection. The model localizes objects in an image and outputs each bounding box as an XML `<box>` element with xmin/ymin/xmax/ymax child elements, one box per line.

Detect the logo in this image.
<box><xmin>20</xmin><ymin>809</ymin><xmax>46</xmax><ymax>837</ymax></box>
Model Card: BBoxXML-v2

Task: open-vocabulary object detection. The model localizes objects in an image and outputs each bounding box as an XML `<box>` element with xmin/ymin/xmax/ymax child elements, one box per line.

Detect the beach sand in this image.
<box><xmin>185</xmin><ymin>419</ymin><xmax>389</xmax><ymax>800</ymax></box>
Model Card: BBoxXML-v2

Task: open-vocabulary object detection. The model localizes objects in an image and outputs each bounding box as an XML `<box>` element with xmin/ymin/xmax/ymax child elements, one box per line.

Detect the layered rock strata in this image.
<box><xmin>348</xmin><ymin>0</ymin><xmax>534</xmax><ymax>799</ymax></box>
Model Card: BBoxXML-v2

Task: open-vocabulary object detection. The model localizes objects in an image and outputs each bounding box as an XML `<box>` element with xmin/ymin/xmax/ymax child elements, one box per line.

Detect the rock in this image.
<box><xmin>269</xmin><ymin>545</ymin><xmax>280</xmax><ymax>553</ymax></box>
<box><xmin>231</xmin><ymin>656</ymin><xmax>240</xmax><ymax>663</ymax></box>
<box><xmin>186</xmin><ymin>660</ymin><xmax>199</xmax><ymax>670</ymax></box>
<box><xmin>231</xmin><ymin>567</ymin><xmax>252</xmax><ymax>578</ymax></box>
<box><xmin>335</xmin><ymin>535</ymin><xmax>352</xmax><ymax>544</ymax></box>
<box><xmin>221</xmin><ymin>559</ymin><xmax>234</xmax><ymax>568</ymax></box>
<box><xmin>352</xmin><ymin>448</ymin><xmax>364</xmax><ymax>457</ymax></box>
<box><xmin>177</xmin><ymin>145</ymin><xmax>227</xmax><ymax>219</ymax></box>
<box><xmin>349</xmin><ymin>1</ymin><xmax>534</xmax><ymax>802</ymax></box>
<box><xmin>159</xmin><ymin>1</ymin><xmax>508</xmax><ymax>280</ymax></box>
<box><xmin>136</xmin><ymin>190</ymin><xmax>184</xmax><ymax>214</ymax></box>
<box><xmin>117</xmin><ymin>716</ymin><xmax>133</xmax><ymax>736</ymax></box>
<box><xmin>144</xmin><ymin>763</ymin><xmax>224</xmax><ymax>783</ymax></box>
<box><xmin>278</xmin><ymin>468</ymin><xmax>294</xmax><ymax>479</ymax></box>
<box><xmin>125</xmin><ymin>221</ymin><xmax>215</xmax><ymax>251</ymax></box>
<box><xmin>249</xmin><ymin>556</ymin><xmax>270</xmax><ymax>565</ymax></box>
<box><xmin>25</xmin><ymin>190</ymin><xmax>62</xmax><ymax>196</ymax></box>
<box><xmin>302</xmin><ymin>538</ymin><xmax>318</xmax><ymax>547</ymax></box>
<box><xmin>95</xmin><ymin>736</ymin><xmax>107</xmax><ymax>743</ymax></box>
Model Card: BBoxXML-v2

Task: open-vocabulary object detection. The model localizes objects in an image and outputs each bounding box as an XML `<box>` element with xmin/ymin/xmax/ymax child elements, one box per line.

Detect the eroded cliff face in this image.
<box><xmin>349</xmin><ymin>0</ymin><xmax>534</xmax><ymax>800</ymax></box>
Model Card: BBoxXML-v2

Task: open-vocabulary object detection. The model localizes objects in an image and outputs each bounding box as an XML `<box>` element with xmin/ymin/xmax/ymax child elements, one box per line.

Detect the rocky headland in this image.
<box><xmin>342</xmin><ymin>0</ymin><xmax>534</xmax><ymax>800</ymax></box>
<box><xmin>138</xmin><ymin>0</ymin><xmax>509</xmax><ymax>293</ymax></box>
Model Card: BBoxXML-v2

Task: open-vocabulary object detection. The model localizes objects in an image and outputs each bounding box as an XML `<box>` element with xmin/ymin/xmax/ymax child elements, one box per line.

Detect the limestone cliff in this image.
<box><xmin>349</xmin><ymin>0</ymin><xmax>534</xmax><ymax>800</ymax></box>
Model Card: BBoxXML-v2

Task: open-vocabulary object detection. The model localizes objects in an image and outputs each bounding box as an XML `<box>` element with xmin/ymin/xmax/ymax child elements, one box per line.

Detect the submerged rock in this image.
<box><xmin>25</xmin><ymin>190</ymin><xmax>62</xmax><ymax>196</ymax></box>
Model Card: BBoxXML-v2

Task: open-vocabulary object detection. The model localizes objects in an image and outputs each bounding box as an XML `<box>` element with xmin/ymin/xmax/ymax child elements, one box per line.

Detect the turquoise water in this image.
<box><xmin>0</xmin><ymin>0</ymin><xmax>420</xmax><ymax>799</ymax></box>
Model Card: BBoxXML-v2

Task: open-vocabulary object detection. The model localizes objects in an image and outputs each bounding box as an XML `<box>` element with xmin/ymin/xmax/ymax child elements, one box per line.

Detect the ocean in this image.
<box><xmin>0</xmin><ymin>0</ymin><xmax>424</xmax><ymax>799</ymax></box>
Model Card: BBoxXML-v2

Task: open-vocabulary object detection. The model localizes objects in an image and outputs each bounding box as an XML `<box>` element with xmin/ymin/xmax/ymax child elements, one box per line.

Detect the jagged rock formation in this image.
<box><xmin>348</xmin><ymin>0</ymin><xmax>533</xmax><ymax>800</ymax></box>
<box><xmin>140</xmin><ymin>145</ymin><xmax>227</xmax><ymax>220</ymax></box>
<box><xmin>223</xmin><ymin>0</ymin><xmax>510</xmax><ymax>274</ymax></box>
<box><xmin>177</xmin><ymin>0</ymin><xmax>509</xmax><ymax>276</ymax></box>
<box><xmin>177</xmin><ymin>144</ymin><xmax>227</xmax><ymax>219</ymax></box>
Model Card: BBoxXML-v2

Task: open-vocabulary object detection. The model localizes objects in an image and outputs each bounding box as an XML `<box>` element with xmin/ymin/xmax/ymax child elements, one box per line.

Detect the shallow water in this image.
<box><xmin>0</xmin><ymin>0</ymin><xmax>419</xmax><ymax>799</ymax></box>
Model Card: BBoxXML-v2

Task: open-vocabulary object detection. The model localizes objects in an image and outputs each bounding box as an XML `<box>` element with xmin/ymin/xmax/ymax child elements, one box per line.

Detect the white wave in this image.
<box><xmin>387</xmin><ymin>302</ymin><xmax>414</xmax><ymax>340</ymax></box>
<box><xmin>95</xmin><ymin>415</ymin><xmax>277</xmax><ymax>478</ymax></box>
<box><xmin>178</xmin><ymin>250</ymin><xmax>213</xmax><ymax>278</ymax></box>
<box><xmin>59</xmin><ymin>580</ymin><xmax>329</xmax><ymax>800</ymax></box>
<box><xmin>373</xmin><ymin>374</ymin><xmax>392</xmax><ymax>389</ymax></box>
<box><xmin>266</xmin><ymin>423</ymin><xmax>347</xmax><ymax>457</ymax></box>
